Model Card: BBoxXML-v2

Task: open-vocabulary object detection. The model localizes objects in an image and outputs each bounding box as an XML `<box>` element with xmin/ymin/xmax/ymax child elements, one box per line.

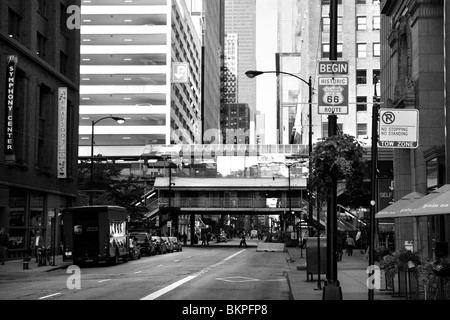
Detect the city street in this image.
<box><xmin>0</xmin><ymin>239</ymin><xmax>292</xmax><ymax>301</ymax></box>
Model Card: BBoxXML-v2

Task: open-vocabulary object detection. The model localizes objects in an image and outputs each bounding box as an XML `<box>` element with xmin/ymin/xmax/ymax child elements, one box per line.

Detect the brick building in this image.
<box><xmin>0</xmin><ymin>0</ymin><xmax>80</xmax><ymax>258</ymax></box>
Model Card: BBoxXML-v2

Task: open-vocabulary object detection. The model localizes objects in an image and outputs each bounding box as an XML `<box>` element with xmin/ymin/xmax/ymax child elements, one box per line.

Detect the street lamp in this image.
<box><xmin>89</xmin><ymin>116</ymin><xmax>125</xmax><ymax>206</ymax></box>
<box><xmin>245</xmin><ymin>70</ymin><xmax>314</xmax><ymax>238</ymax></box>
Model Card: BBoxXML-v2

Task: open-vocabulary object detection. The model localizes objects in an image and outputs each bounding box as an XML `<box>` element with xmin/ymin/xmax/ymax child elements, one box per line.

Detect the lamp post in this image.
<box><xmin>245</xmin><ymin>70</ymin><xmax>314</xmax><ymax>239</ymax></box>
<box><xmin>168</xmin><ymin>160</ymin><xmax>176</xmax><ymax>237</ymax></box>
<box><xmin>89</xmin><ymin>116</ymin><xmax>125</xmax><ymax>206</ymax></box>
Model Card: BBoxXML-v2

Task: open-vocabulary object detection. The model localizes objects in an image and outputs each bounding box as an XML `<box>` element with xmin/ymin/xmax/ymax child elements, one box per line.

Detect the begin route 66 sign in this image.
<box><xmin>318</xmin><ymin>77</ymin><xmax>349</xmax><ymax>115</ymax></box>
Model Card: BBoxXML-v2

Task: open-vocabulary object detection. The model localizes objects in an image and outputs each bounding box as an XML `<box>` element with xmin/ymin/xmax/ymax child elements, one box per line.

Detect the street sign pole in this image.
<box><xmin>323</xmin><ymin>0</ymin><xmax>342</xmax><ymax>301</ymax></box>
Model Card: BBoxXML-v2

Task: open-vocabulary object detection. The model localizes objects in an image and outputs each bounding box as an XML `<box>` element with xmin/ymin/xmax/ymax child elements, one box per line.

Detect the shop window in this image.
<box><xmin>9</xmin><ymin>190</ymin><xmax>26</xmax><ymax>227</ymax></box>
<box><xmin>29</xmin><ymin>193</ymin><xmax>44</xmax><ymax>228</ymax></box>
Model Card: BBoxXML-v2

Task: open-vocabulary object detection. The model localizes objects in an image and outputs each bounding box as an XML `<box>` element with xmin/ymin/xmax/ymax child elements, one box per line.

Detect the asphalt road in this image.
<box><xmin>0</xmin><ymin>245</ymin><xmax>292</xmax><ymax>301</ymax></box>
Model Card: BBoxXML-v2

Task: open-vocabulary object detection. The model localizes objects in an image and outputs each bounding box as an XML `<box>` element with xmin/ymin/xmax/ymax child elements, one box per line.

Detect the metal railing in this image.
<box><xmin>158</xmin><ymin>197</ymin><xmax>305</xmax><ymax>209</ymax></box>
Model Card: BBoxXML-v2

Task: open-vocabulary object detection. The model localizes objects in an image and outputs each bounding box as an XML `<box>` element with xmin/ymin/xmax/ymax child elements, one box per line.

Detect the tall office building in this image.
<box><xmin>220</xmin><ymin>103</ymin><xmax>251</xmax><ymax>144</ymax></box>
<box><xmin>224</xmin><ymin>0</ymin><xmax>256</xmax><ymax>144</ymax></box>
<box><xmin>0</xmin><ymin>0</ymin><xmax>81</xmax><ymax>258</ymax></box>
<box><xmin>189</xmin><ymin>0</ymin><xmax>224</xmax><ymax>144</ymax></box>
<box><xmin>296</xmin><ymin>0</ymin><xmax>381</xmax><ymax>146</ymax></box>
<box><xmin>78</xmin><ymin>0</ymin><xmax>202</xmax><ymax>160</ymax></box>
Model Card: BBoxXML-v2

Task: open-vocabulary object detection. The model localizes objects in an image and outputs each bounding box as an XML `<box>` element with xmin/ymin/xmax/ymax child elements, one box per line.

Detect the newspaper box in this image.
<box><xmin>305</xmin><ymin>237</ymin><xmax>327</xmax><ymax>281</ymax></box>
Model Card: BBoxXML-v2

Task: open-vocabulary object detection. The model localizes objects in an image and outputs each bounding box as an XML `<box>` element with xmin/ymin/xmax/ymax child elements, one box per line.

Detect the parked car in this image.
<box><xmin>130</xmin><ymin>232</ymin><xmax>155</xmax><ymax>256</ymax></box>
<box><xmin>161</xmin><ymin>237</ymin><xmax>174</xmax><ymax>253</ymax></box>
<box><xmin>169</xmin><ymin>237</ymin><xmax>183</xmax><ymax>252</ymax></box>
<box><xmin>151</xmin><ymin>236</ymin><xmax>167</xmax><ymax>254</ymax></box>
<box><xmin>216</xmin><ymin>234</ymin><xmax>228</xmax><ymax>243</ymax></box>
<box><xmin>129</xmin><ymin>239</ymin><xmax>141</xmax><ymax>260</ymax></box>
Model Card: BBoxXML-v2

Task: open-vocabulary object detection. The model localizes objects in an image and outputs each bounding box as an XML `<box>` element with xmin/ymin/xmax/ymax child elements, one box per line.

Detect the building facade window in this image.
<box><xmin>38</xmin><ymin>0</ymin><xmax>47</xmax><ymax>17</ymax></box>
<box><xmin>357</xmin><ymin>123</ymin><xmax>368</xmax><ymax>138</ymax></box>
<box><xmin>37</xmin><ymin>32</ymin><xmax>47</xmax><ymax>59</ymax></box>
<box><xmin>60</xmin><ymin>51</ymin><xmax>68</xmax><ymax>75</ymax></box>
<box><xmin>357</xmin><ymin>96</ymin><xmax>368</xmax><ymax>112</ymax></box>
<box><xmin>357</xmin><ymin>43</ymin><xmax>367</xmax><ymax>58</ymax></box>
<box><xmin>373</xmin><ymin>16</ymin><xmax>381</xmax><ymax>30</ymax></box>
<box><xmin>373</xmin><ymin>43</ymin><xmax>381</xmax><ymax>57</ymax></box>
<box><xmin>322</xmin><ymin>17</ymin><xmax>342</xmax><ymax>32</ymax></box>
<box><xmin>373</xmin><ymin>69</ymin><xmax>381</xmax><ymax>84</ymax></box>
<box><xmin>357</xmin><ymin>17</ymin><xmax>367</xmax><ymax>30</ymax></box>
<box><xmin>357</xmin><ymin>70</ymin><xmax>367</xmax><ymax>85</ymax></box>
<box><xmin>8</xmin><ymin>9</ymin><xmax>22</xmax><ymax>39</ymax></box>
<box><xmin>37</xmin><ymin>84</ymin><xmax>51</xmax><ymax>171</ymax></box>
<box><xmin>322</xmin><ymin>43</ymin><xmax>343</xmax><ymax>59</ymax></box>
<box><xmin>322</xmin><ymin>123</ymin><xmax>343</xmax><ymax>137</ymax></box>
<box><xmin>60</xmin><ymin>3</ymin><xmax>68</xmax><ymax>35</ymax></box>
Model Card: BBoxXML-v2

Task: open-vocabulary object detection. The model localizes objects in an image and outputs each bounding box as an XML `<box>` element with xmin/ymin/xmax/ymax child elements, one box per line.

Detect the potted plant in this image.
<box><xmin>432</xmin><ymin>257</ymin><xmax>450</xmax><ymax>277</ymax></box>
<box><xmin>415</xmin><ymin>260</ymin><xmax>438</xmax><ymax>300</ymax></box>
<box><xmin>374</xmin><ymin>245</ymin><xmax>390</xmax><ymax>263</ymax></box>
<box><xmin>394</xmin><ymin>248</ymin><xmax>421</xmax><ymax>269</ymax></box>
<box><xmin>379</xmin><ymin>253</ymin><xmax>398</xmax><ymax>278</ymax></box>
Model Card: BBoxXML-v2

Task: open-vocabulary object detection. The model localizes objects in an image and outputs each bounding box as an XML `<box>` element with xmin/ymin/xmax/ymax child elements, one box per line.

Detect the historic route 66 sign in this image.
<box><xmin>322</xmin><ymin>86</ymin><xmax>344</xmax><ymax>105</ymax></box>
<box><xmin>318</xmin><ymin>77</ymin><xmax>349</xmax><ymax>114</ymax></box>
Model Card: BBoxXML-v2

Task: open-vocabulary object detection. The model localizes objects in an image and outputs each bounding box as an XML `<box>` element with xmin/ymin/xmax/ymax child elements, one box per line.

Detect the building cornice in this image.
<box><xmin>0</xmin><ymin>31</ymin><xmax>79</xmax><ymax>91</ymax></box>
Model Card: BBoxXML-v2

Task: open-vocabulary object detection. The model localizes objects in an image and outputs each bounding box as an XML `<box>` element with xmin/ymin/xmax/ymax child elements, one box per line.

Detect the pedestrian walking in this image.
<box><xmin>0</xmin><ymin>228</ymin><xmax>9</xmax><ymax>265</ymax></box>
<box><xmin>239</xmin><ymin>234</ymin><xmax>247</xmax><ymax>248</ymax></box>
<box><xmin>337</xmin><ymin>233</ymin><xmax>345</xmax><ymax>262</ymax></box>
<box><xmin>30</xmin><ymin>230</ymin><xmax>45</xmax><ymax>263</ymax></box>
<box><xmin>201</xmin><ymin>232</ymin><xmax>207</xmax><ymax>246</ymax></box>
<box><xmin>182</xmin><ymin>232</ymin><xmax>188</xmax><ymax>246</ymax></box>
<box><xmin>346</xmin><ymin>234</ymin><xmax>356</xmax><ymax>256</ymax></box>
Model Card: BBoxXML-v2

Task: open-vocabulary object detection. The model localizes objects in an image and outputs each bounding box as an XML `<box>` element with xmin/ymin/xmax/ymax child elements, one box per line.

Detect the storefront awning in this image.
<box><xmin>375</xmin><ymin>192</ymin><xmax>424</xmax><ymax>219</ymax></box>
<box><xmin>403</xmin><ymin>184</ymin><xmax>450</xmax><ymax>217</ymax></box>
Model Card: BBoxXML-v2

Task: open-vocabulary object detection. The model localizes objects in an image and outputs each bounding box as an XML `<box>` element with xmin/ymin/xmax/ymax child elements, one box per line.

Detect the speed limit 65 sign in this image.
<box><xmin>318</xmin><ymin>77</ymin><xmax>349</xmax><ymax>114</ymax></box>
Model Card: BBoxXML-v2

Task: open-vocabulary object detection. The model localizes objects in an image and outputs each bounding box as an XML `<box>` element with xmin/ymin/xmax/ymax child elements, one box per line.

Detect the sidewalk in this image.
<box><xmin>285</xmin><ymin>246</ymin><xmax>406</xmax><ymax>300</ymax></box>
<box><xmin>0</xmin><ymin>255</ymin><xmax>72</xmax><ymax>274</ymax></box>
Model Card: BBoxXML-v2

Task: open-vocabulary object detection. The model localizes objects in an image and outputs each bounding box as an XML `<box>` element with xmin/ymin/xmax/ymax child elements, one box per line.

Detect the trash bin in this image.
<box><xmin>305</xmin><ymin>237</ymin><xmax>327</xmax><ymax>282</ymax></box>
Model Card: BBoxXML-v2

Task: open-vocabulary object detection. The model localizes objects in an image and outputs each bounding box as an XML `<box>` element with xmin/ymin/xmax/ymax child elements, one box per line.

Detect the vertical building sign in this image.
<box><xmin>58</xmin><ymin>87</ymin><xmax>68</xmax><ymax>178</ymax></box>
<box><xmin>5</xmin><ymin>55</ymin><xmax>18</xmax><ymax>162</ymax></box>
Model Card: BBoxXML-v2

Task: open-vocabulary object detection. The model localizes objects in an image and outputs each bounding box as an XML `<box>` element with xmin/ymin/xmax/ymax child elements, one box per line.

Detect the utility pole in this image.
<box><xmin>323</xmin><ymin>0</ymin><xmax>342</xmax><ymax>300</ymax></box>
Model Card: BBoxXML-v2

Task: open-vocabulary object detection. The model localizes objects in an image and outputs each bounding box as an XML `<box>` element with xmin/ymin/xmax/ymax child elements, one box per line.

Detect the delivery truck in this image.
<box><xmin>62</xmin><ymin>206</ymin><xmax>130</xmax><ymax>265</ymax></box>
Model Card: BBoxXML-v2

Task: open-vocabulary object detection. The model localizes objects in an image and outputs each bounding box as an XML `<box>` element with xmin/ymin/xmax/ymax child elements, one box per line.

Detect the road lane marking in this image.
<box><xmin>98</xmin><ymin>279</ymin><xmax>111</xmax><ymax>283</ymax></box>
<box><xmin>174</xmin><ymin>260</ymin><xmax>180</xmax><ymax>263</ymax></box>
<box><xmin>134</xmin><ymin>271</ymin><xmax>142</xmax><ymax>274</ymax></box>
<box><xmin>216</xmin><ymin>276</ymin><xmax>285</xmax><ymax>283</ymax></box>
<box><xmin>156</xmin><ymin>264</ymin><xmax>163</xmax><ymax>267</ymax></box>
<box><xmin>140</xmin><ymin>250</ymin><xmax>245</xmax><ymax>300</ymax></box>
<box><xmin>39</xmin><ymin>293</ymin><xmax>61</xmax><ymax>300</ymax></box>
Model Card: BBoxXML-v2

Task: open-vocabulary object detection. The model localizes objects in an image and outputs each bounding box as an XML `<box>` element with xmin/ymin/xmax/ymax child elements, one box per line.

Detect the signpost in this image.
<box><xmin>378</xmin><ymin>109</ymin><xmax>419</xmax><ymax>149</ymax></box>
<box><xmin>318</xmin><ymin>60</ymin><xmax>349</xmax><ymax>115</ymax></box>
<box><xmin>318</xmin><ymin>60</ymin><xmax>349</xmax><ymax>76</ymax></box>
<box><xmin>318</xmin><ymin>77</ymin><xmax>349</xmax><ymax>114</ymax></box>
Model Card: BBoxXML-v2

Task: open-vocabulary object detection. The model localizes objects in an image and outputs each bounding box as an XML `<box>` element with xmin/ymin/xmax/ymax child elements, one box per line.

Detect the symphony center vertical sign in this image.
<box><xmin>5</xmin><ymin>55</ymin><xmax>18</xmax><ymax>163</ymax></box>
<box><xmin>58</xmin><ymin>87</ymin><xmax>68</xmax><ymax>178</ymax></box>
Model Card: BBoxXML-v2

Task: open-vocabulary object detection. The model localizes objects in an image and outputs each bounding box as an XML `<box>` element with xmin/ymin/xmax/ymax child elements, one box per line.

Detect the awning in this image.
<box><xmin>375</xmin><ymin>192</ymin><xmax>424</xmax><ymax>219</ymax></box>
<box><xmin>402</xmin><ymin>184</ymin><xmax>450</xmax><ymax>217</ymax></box>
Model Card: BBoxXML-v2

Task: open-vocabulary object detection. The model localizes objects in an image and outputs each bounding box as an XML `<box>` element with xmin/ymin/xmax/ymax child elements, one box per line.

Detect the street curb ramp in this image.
<box><xmin>256</xmin><ymin>243</ymin><xmax>286</xmax><ymax>252</ymax></box>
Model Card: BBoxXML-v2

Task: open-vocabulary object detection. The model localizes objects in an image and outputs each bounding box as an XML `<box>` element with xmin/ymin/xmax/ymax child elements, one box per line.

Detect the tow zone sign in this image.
<box><xmin>378</xmin><ymin>109</ymin><xmax>419</xmax><ymax>149</ymax></box>
<box><xmin>318</xmin><ymin>77</ymin><xmax>349</xmax><ymax>114</ymax></box>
